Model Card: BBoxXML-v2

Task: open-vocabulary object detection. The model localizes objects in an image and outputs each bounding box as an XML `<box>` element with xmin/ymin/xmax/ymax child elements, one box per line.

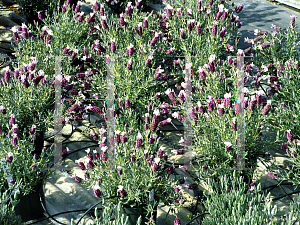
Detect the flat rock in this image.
<box><xmin>0</xmin><ymin>15</ymin><xmax>18</xmax><ymax>27</ymax></box>
<box><xmin>0</xmin><ymin>10</ymin><xmax>26</xmax><ymax>25</ymax></box>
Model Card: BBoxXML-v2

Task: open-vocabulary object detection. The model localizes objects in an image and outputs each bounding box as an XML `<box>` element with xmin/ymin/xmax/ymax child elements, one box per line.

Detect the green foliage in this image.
<box><xmin>0</xmin><ymin>190</ymin><xmax>22</xmax><ymax>225</ymax></box>
<box><xmin>0</xmin><ymin>135</ymin><xmax>53</xmax><ymax>195</ymax></box>
<box><xmin>201</xmin><ymin>170</ymin><xmax>278</xmax><ymax>225</ymax></box>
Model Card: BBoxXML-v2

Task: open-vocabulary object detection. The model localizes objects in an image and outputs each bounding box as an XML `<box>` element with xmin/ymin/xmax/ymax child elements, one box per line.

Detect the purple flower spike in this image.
<box><xmin>6</xmin><ymin>152</ymin><xmax>13</xmax><ymax>163</ymax></box>
<box><xmin>31</xmin><ymin>163</ymin><xmax>36</xmax><ymax>170</ymax></box>
<box><xmin>262</xmin><ymin>100</ymin><xmax>271</xmax><ymax>115</ymax></box>
<box><xmin>152</xmin><ymin>158</ymin><xmax>161</xmax><ymax>173</ymax></box>
<box><xmin>101</xmin><ymin>16</ymin><xmax>109</xmax><ymax>30</ymax></box>
<box><xmin>85</xmin><ymin>158</ymin><xmax>94</xmax><ymax>169</ymax></box>
<box><xmin>137</xmin><ymin>22</ymin><xmax>143</xmax><ymax>36</ymax></box>
<box><xmin>130</xmin><ymin>153</ymin><xmax>136</xmax><ymax>162</ymax></box>
<box><xmin>21</xmin><ymin>23</ymin><xmax>28</xmax><ymax>39</ymax></box>
<box><xmin>29</xmin><ymin>124</ymin><xmax>37</xmax><ymax>135</ymax></box>
<box><xmin>174</xmin><ymin>217</ymin><xmax>181</xmax><ymax>225</ymax></box>
<box><xmin>117</xmin><ymin>166</ymin><xmax>123</xmax><ymax>175</ymax></box>
<box><xmin>9</xmin><ymin>114</ymin><xmax>15</xmax><ymax>127</ymax></box>
<box><xmin>127</xmin><ymin>58</ymin><xmax>133</xmax><ymax>70</ymax></box>
<box><xmin>72</xmin><ymin>174</ymin><xmax>81</xmax><ymax>183</ymax></box>
<box><xmin>110</xmin><ymin>38</ymin><xmax>116</xmax><ymax>53</ymax></box>
<box><xmin>93</xmin><ymin>149</ymin><xmax>101</xmax><ymax>160</ymax></box>
<box><xmin>230</xmin><ymin>117</ymin><xmax>237</xmax><ymax>130</ymax></box>
<box><xmin>143</xmin><ymin>17</ymin><xmax>148</xmax><ymax>28</ymax></box>
<box><xmin>286</xmin><ymin>129</ymin><xmax>293</xmax><ymax>142</ymax></box>
<box><xmin>0</xmin><ymin>106</ymin><xmax>6</xmax><ymax>115</ymax></box>
<box><xmin>12</xmin><ymin>133</ymin><xmax>18</xmax><ymax>146</ymax></box>
<box><xmin>38</xmin><ymin>12</ymin><xmax>43</xmax><ymax>20</ymax></box>
<box><xmin>126</xmin><ymin>43</ymin><xmax>135</xmax><ymax>57</ymax></box>
<box><xmin>75</xmin><ymin>159</ymin><xmax>85</xmax><ymax>170</ymax></box>
<box><xmin>85</xmin><ymin>148</ymin><xmax>94</xmax><ymax>160</ymax></box>
<box><xmin>74</xmin><ymin>2</ymin><xmax>81</xmax><ymax>13</ymax></box>
<box><xmin>224</xmin><ymin>142</ymin><xmax>232</xmax><ymax>151</ymax></box>
<box><xmin>135</xmin><ymin>132</ymin><xmax>143</xmax><ymax>150</ymax></box>
<box><xmin>118</xmin><ymin>185</ymin><xmax>127</xmax><ymax>198</ymax></box>
<box><xmin>93</xmin><ymin>184</ymin><xmax>102</xmax><ymax>197</ymax></box>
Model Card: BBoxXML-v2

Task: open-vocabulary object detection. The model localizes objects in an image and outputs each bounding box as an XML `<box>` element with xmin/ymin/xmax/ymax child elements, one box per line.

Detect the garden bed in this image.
<box><xmin>0</xmin><ymin>0</ymin><xmax>300</xmax><ymax>224</ymax></box>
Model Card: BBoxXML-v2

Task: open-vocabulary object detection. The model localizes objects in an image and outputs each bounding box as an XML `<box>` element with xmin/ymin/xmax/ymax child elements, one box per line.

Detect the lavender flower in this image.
<box><xmin>114</xmin><ymin>130</ymin><xmax>121</xmax><ymax>144</ymax></box>
<box><xmin>145</xmin><ymin>55</ymin><xmax>153</xmax><ymax>68</ymax></box>
<box><xmin>166</xmin><ymin>88</ymin><xmax>178</xmax><ymax>104</ymax></box>
<box><xmin>4</xmin><ymin>66</ymin><xmax>10</xmax><ymax>82</ymax></box>
<box><xmin>74</xmin><ymin>2</ymin><xmax>81</xmax><ymax>13</ymax></box>
<box><xmin>31</xmin><ymin>163</ymin><xmax>36</xmax><ymax>170</ymax></box>
<box><xmin>157</xmin><ymin>146</ymin><xmax>165</xmax><ymax>158</ymax></box>
<box><xmin>196</xmin><ymin>22</ymin><xmax>202</xmax><ymax>35</ymax></box>
<box><xmin>117</xmin><ymin>185</ymin><xmax>127</xmax><ymax>198</ymax></box>
<box><xmin>130</xmin><ymin>153</ymin><xmax>136</xmax><ymax>162</ymax></box>
<box><xmin>93</xmin><ymin>149</ymin><xmax>101</xmax><ymax>160</ymax></box>
<box><xmin>290</xmin><ymin>15</ymin><xmax>297</xmax><ymax>28</ymax></box>
<box><xmin>75</xmin><ymin>159</ymin><xmax>86</xmax><ymax>170</ymax></box>
<box><xmin>0</xmin><ymin>106</ymin><xmax>4</xmax><ymax>115</ymax></box>
<box><xmin>71</xmin><ymin>49</ymin><xmax>78</xmax><ymax>59</ymax></box>
<box><xmin>235</xmin><ymin>4</ymin><xmax>243</xmax><ymax>13</ymax></box>
<box><xmin>12</xmin><ymin>133</ymin><xmax>18</xmax><ymax>146</ymax></box>
<box><xmin>180</xmin><ymin>28</ymin><xmax>186</xmax><ymax>40</ymax></box>
<box><xmin>120</xmin><ymin>13</ymin><xmax>126</xmax><ymax>27</ymax></box>
<box><xmin>101</xmin><ymin>146</ymin><xmax>108</xmax><ymax>161</ymax></box>
<box><xmin>137</xmin><ymin>22</ymin><xmax>143</xmax><ymax>36</ymax></box>
<box><xmin>85</xmin><ymin>158</ymin><xmax>94</xmax><ymax>169</ymax></box>
<box><xmin>120</xmin><ymin>132</ymin><xmax>128</xmax><ymax>143</ymax></box>
<box><xmin>211</xmin><ymin>21</ymin><xmax>218</xmax><ymax>37</ymax></box>
<box><xmin>152</xmin><ymin>158</ymin><xmax>161</xmax><ymax>173</ymax></box>
<box><xmin>78</xmin><ymin>12</ymin><xmax>84</xmax><ymax>23</ymax></box>
<box><xmin>21</xmin><ymin>23</ymin><xmax>28</xmax><ymax>39</ymax></box>
<box><xmin>110</xmin><ymin>38</ymin><xmax>116</xmax><ymax>52</ymax></box>
<box><xmin>174</xmin><ymin>217</ymin><xmax>181</xmax><ymax>225</ymax></box>
<box><xmin>72</xmin><ymin>174</ymin><xmax>81</xmax><ymax>183</ymax></box>
<box><xmin>12</xmin><ymin>26</ymin><xmax>20</xmax><ymax>43</ymax></box>
<box><xmin>224</xmin><ymin>142</ymin><xmax>232</xmax><ymax>151</ymax></box>
<box><xmin>150</xmin><ymin>32</ymin><xmax>160</xmax><ymax>46</ymax></box>
<box><xmin>136</xmin><ymin>0</ymin><xmax>142</xmax><ymax>9</ymax></box>
<box><xmin>262</xmin><ymin>100</ymin><xmax>271</xmax><ymax>115</ymax></box>
<box><xmin>117</xmin><ymin>166</ymin><xmax>123</xmax><ymax>175</ymax></box>
<box><xmin>29</xmin><ymin>124</ymin><xmax>37</xmax><ymax>135</ymax></box>
<box><xmin>63</xmin><ymin>45</ymin><xmax>70</xmax><ymax>54</ymax></box>
<box><xmin>197</xmin><ymin>102</ymin><xmax>205</xmax><ymax>114</ymax></box>
<box><xmin>150</xmin><ymin>109</ymin><xmax>160</xmax><ymax>132</ymax></box>
<box><xmin>207</xmin><ymin>96</ymin><xmax>216</xmax><ymax>111</ymax></box>
<box><xmin>135</xmin><ymin>132</ymin><xmax>143</xmax><ymax>150</ymax></box>
<box><xmin>9</xmin><ymin>114</ymin><xmax>15</xmax><ymax>126</ymax></box>
<box><xmin>143</xmin><ymin>17</ymin><xmax>148</xmax><ymax>28</ymax></box>
<box><xmin>187</xmin><ymin>19</ymin><xmax>195</xmax><ymax>32</ymax></box>
<box><xmin>125</xmin><ymin>96</ymin><xmax>131</xmax><ymax>108</ymax></box>
<box><xmin>218</xmin><ymin>104</ymin><xmax>225</xmax><ymax>115</ymax></box>
<box><xmin>85</xmin><ymin>148</ymin><xmax>94</xmax><ymax>160</ymax></box>
<box><xmin>101</xmin><ymin>16</ymin><xmax>109</xmax><ymax>30</ymax></box>
<box><xmin>6</xmin><ymin>152</ymin><xmax>13</xmax><ymax>163</ymax></box>
<box><xmin>127</xmin><ymin>58</ymin><xmax>133</xmax><ymax>70</ymax></box>
<box><xmin>230</xmin><ymin>117</ymin><xmax>236</xmax><ymax>130</ymax></box>
<box><xmin>286</xmin><ymin>129</ymin><xmax>293</xmax><ymax>142</ymax></box>
<box><xmin>46</xmin><ymin>30</ymin><xmax>53</xmax><ymax>44</ymax></box>
<box><xmin>84</xmin><ymin>171</ymin><xmax>90</xmax><ymax>179</ymax></box>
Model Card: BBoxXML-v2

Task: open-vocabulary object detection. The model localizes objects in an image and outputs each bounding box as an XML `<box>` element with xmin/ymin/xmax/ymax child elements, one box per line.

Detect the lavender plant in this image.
<box><xmin>75</xmin><ymin>199</ymin><xmax>142</xmax><ymax>225</ymax></box>
<box><xmin>0</xmin><ymin>129</ymin><xmax>53</xmax><ymax>195</ymax></box>
<box><xmin>199</xmin><ymin>170</ymin><xmax>279</xmax><ymax>225</ymax></box>
<box><xmin>0</xmin><ymin>64</ymin><xmax>55</xmax><ymax>141</ymax></box>
<box><xmin>73</xmin><ymin>121</ymin><xmax>183</xmax><ymax>223</ymax></box>
<box><xmin>244</xmin><ymin>19</ymin><xmax>300</xmax><ymax>187</ymax></box>
<box><xmin>0</xmin><ymin>190</ymin><xmax>22</xmax><ymax>225</ymax></box>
